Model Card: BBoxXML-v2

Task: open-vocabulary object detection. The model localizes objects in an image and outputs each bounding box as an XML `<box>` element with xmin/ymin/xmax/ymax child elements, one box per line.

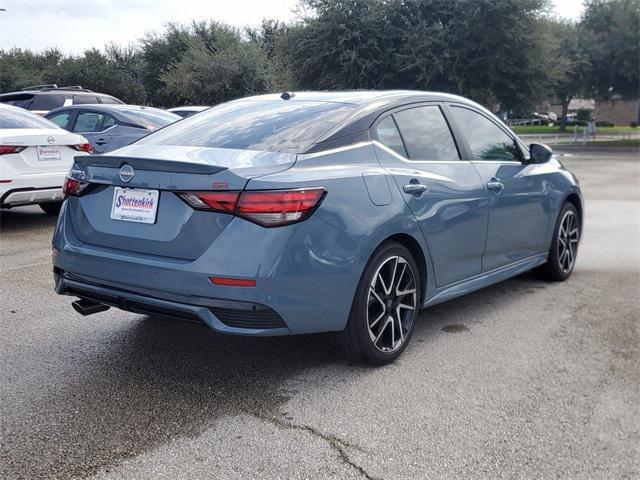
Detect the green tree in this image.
<box><xmin>582</xmin><ymin>0</ymin><xmax>640</xmax><ymax>99</ymax></box>
<box><xmin>282</xmin><ymin>0</ymin><xmax>551</xmax><ymax>113</ymax></box>
<box><xmin>161</xmin><ymin>23</ymin><xmax>274</xmax><ymax>105</ymax></box>
<box><xmin>544</xmin><ymin>19</ymin><xmax>591</xmax><ymax>131</ymax></box>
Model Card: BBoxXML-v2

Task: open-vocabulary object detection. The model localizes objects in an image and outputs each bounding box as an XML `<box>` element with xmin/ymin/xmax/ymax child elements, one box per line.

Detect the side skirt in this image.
<box><xmin>423</xmin><ymin>253</ymin><xmax>548</xmax><ymax>308</ymax></box>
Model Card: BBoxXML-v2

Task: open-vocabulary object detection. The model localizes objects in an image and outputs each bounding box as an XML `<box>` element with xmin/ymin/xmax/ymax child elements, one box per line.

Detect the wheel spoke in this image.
<box><xmin>398</xmin><ymin>302</ymin><xmax>414</xmax><ymax>311</ymax></box>
<box><xmin>369</xmin><ymin>286</ymin><xmax>385</xmax><ymax>308</ymax></box>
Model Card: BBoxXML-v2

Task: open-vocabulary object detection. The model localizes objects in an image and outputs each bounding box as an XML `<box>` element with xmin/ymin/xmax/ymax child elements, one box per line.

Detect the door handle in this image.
<box><xmin>403</xmin><ymin>183</ymin><xmax>428</xmax><ymax>195</ymax></box>
<box><xmin>486</xmin><ymin>179</ymin><xmax>504</xmax><ymax>193</ymax></box>
<box><xmin>95</xmin><ymin>138</ymin><xmax>107</xmax><ymax>146</ymax></box>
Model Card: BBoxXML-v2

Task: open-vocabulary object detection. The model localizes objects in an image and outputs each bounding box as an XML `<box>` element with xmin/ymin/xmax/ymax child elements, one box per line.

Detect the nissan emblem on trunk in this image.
<box><xmin>47</xmin><ymin>136</ymin><xmax>55</xmax><ymax>144</ymax></box>
<box><xmin>119</xmin><ymin>164</ymin><xmax>135</xmax><ymax>183</ymax></box>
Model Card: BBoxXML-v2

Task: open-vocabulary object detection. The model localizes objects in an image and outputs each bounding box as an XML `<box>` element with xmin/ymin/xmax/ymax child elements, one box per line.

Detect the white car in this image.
<box><xmin>0</xmin><ymin>104</ymin><xmax>91</xmax><ymax>214</ymax></box>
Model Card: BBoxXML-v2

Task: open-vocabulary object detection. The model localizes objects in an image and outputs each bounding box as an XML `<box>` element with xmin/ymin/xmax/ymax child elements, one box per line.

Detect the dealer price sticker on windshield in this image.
<box><xmin>110</xmin><ymin>187</ymin><xmax>159</xmax><ymax>224</ymax></box>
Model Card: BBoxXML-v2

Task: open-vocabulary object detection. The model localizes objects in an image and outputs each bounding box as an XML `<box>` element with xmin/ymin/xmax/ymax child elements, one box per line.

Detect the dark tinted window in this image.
<box><xmin>73</xmin><ymin>95</ymin><xmax>99</xmax><ymax>105</ymax></box>
<box><xmin>375</xmin><ymin>116</ymin><xmax>407</xmax><ymax>157</ymax></box>
<box><xmin>47</xmin><ymin>111</ymin><xmax>73</xmax><ymax>130</ymax></box>
<box><xmin>138</xmin><ymin>100</ymin><xmax>357</xmax><ymax>152</ymax></box>
<box><xmin>392</xmin><ymin>106</ymin><xmax>459</xmax><ymax>161</ymax></box>
<box><xmin>30</xmin><ymin>94</ymin><xmax>67</xmax><ymax>110</ymax></box>
<box><xmin>0</xmin><ymin>93</ymin><xmax>34</xmax><ymax>108</ymax></box>
<box><xmin>450</xmin><ymin>106</ymin><xmax>519</xmax><ymax>161</ymax></box>
<box><xmin>0</xmin><ymin>106</ymin><xmax>59</xmax><ymax>128</ymax></box>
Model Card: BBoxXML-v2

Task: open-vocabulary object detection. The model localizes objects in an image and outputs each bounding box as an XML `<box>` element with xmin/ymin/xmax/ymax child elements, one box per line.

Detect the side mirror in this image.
<box><xmin>529</xmin><ymin>143</ymin><xmax>553</xmax><ymax>164</ymax></box>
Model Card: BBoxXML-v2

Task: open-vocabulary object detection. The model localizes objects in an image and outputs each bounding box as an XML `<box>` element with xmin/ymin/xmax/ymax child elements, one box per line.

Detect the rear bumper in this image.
<box><xmin>0</xmin><ymin>171</ymin><xmax>66</xmax><ymax>207</ymax></box>
<box><xmin>52</xmin><ymin>201</ymin><xmax>365</xmax><ymax>336</ymax></box>
<box><xmin>55</xmin><ymin>269</ymin><xmax>290</xmax><ymax>336</ymax></box>
<box><xmin>1</xmin><ymin>186</ymin><xmax>63</xmax><ymax>207</ymax></box>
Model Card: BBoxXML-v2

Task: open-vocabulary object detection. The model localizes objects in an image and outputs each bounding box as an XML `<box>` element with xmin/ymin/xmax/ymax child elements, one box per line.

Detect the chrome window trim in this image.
<box><xmin>373</xmin><ymin>140</ymin><xmax>470</xmax><ymax>164</ymax></box>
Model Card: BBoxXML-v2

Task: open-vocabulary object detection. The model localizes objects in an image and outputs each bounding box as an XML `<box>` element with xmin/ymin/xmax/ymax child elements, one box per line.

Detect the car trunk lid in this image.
<box><xmin>67</xmin><ymin>145</ymin><xmax>296</xmax><ymax>260</ymax></box>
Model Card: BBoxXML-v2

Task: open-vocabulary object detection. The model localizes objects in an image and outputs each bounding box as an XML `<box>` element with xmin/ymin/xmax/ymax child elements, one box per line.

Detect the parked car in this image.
<box><xmin>0</xmin><ymin>85</ymin><xmax>123</xmax><ymax>115</ymax></box>
<box><xmin>0</xmin><ymin>103</ymin><xmax>91</xmax><ymax>214</ymax></box>
<box><xmin>53</xmin><ymin>91</ymin><xmax>583</xmax><ymax>365</ymax></box>
<box><xmin>44</xmin><ymin>105</ymin><xmax>180</xmax><ymax>154</ymax></box>
<box><xmin>167</xmin><ymin>106</ymin><xmax>209</xmax><ymax>118</ymax></box>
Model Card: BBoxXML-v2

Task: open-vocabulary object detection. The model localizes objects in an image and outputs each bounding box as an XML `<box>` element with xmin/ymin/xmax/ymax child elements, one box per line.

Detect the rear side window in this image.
<box><xmin>121</xmin><ymin>108</ymin><xmax>178</xmax><ymax>130</ymax></box>
<box><xmin>30</xmin><ymin>94</ymin><xmax>66</xmax><ymax>110</ymax></box>
<box><xmin>0</xmin><ymin>93</ymin><xmax>34</xmax><ymax>109</ymax></box>
<box><xmin>73</xmin><ymin>111</ymin><xmax>107</xmax><ymax>132</ymax></box>
<box><xmin>0</xmin><ymin>107</ymin><xmax>59</xmax><ymax>129</ymax></box>
<box><xmin>73</xmin><ymin>95</ymin><xmax>99</xmax><ymax>105</ymax></box>
<box><xmin>99</xmin><ymin>95</ymin><xmax>122</xmax><ymax>104</ymax></box>
<box><xmin>392</xmin><ymin>106</ymin><xmax>459</xmax><ymax>161</ymax></box>
<box><xmin>375</xmin><ymin>116</ymin><xmax>407</xmax><ymax>157</ymax></box>
<box><xmin>450</xmin><ymin>106</ymin><xmax>519</xmax><ymax>161</ymax></box>
<box><xmin>47</xmin><ymin>111</ymin><xmax>73</xmax><ymax>130</ymax></box>
<box><xmin>137</xmin><ymin>100</ymin><xmax>357</xmax><ymax>153</ymax></box>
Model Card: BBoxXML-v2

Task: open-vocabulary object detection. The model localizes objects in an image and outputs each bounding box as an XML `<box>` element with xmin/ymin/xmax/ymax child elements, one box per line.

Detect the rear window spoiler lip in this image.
<box><xmin>73</xmin><ymin>155</ymin><xmax>227</xmax><ymax>174</ymax></box>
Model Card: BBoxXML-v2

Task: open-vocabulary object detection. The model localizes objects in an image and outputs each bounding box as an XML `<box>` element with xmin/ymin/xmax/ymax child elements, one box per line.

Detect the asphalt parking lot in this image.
<box><xmin>1</xmin><ymin>146</ymin><xmax>638</xmax><ymax>480</ymax></box>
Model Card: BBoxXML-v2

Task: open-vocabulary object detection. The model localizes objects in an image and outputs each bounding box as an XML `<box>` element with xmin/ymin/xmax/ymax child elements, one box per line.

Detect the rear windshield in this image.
<box><xmin>0</xmin><ymin>93</ymin><xmax>35</xmax><ymax>109</ymax></box>
<box><xmin>137</xmin><ymin>100</ymin><xmax>357</xmax><ymax>152</ymax></box>
<box><xmin>122</xmin><ymin>108</ymin><xmax>180</xmax><ymax>130</ymax></box>
<box><xmin>0</xmin><ymin>107</ymin><xmax>59</xmax><ymax>129</ymax></box>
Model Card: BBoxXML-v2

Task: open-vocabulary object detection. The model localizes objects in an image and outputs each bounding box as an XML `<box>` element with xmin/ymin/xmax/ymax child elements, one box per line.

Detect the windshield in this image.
<box><xmin>137</xmin><ymin>100</ymin><xmax>357</xmax><ymax>152</ymax></box>
<box><xmin>0</xmin><ymin>107</ymin><xmax>60</xmax><ymax>129</ymax></box>
<box><xmin>122</xmin><ymin>108</ymin><xmax>180</xmax><ymax>130</ymax></box>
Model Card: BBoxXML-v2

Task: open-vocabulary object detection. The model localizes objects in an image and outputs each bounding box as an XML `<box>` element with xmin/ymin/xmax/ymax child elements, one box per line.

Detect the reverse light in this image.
<box><xmin>72</xmin><ymin>143</ymin><xmax>93</xmax><ymax>153</ymax></box>
<box><xmin>62</xmin><ymin>176</ymin><xmax>90</xmax><ymax>197</ymax></box>
<box><xmin>0</xmin><ymin>145</ymin><xmax>26</xmax><ymax>155</ymax></box>
<box><xmin>178</xmin><ymin>188</ymin><xmax>326</xmax><ymax>227</ymax></box>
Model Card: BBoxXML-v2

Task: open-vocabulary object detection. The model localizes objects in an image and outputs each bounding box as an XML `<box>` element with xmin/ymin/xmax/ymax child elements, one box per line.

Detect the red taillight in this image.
<box><xmin>62</xmin><ymin>176</ymin><xmax>90</xmax><ymax>197</ymax></box>
<box><xmin>178</xmin><ymin>188</ymin><xmax>326</xmax><ymax>227</ymax></box>
<box><xmin>0</xmin><ymin>146</ymin><xmax>26</xmax><ymax>155</ymax></box>
<box><xmin>72</xmin><ymin>143</ymin><xmax>93</xmax><ymax>153</ymax></box>
<box><xmin>209</xmin><ymin>276</ymin><xmax>256</xmax><ymax>287</ymax></box>
<box><xmin>180</xmin><ymin>191</ymin><xmax>239</xmax><ymax>213</ymax></box>
<box><xmin>236</xmin><ymin>189</ymin><xmax>326</xmax><ymax>226</ymax></box>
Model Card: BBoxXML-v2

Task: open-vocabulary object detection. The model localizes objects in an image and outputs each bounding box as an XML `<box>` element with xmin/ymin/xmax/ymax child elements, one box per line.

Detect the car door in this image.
<box><xmin>72</xmin><ymin>110</ymin><xmax>117</xmax><ymax>154</ymax></box>
<box><xmin>372</xmin><ymin>104</ymin><xmax>490</xmax><ymax>287</ymax></box>
<box><xmin>448</xmin><ymin>105</ymin><xmax>549</xmax><ymax>271</ymax></box>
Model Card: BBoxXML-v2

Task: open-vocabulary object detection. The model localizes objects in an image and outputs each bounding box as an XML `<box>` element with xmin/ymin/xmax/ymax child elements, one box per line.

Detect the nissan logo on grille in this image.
<box><xmin>119</xmin><ymin>164</ymin><xmax>135</xmax><ymax>183</ymax></box>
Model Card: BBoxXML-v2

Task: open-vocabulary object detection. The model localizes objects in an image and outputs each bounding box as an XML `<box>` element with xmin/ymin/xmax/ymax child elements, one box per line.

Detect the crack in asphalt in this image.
<box><xmin>247</xmin><ymin>411</ymin><xmax>381</xmax><ymax>480</ymax></box>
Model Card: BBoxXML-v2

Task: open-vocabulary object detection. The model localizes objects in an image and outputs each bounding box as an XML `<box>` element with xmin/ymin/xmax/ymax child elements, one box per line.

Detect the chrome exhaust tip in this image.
<box><xmin>71</xmin><ymin>299</ymin><xmax>110</xmax><ymax>316</ymax></box>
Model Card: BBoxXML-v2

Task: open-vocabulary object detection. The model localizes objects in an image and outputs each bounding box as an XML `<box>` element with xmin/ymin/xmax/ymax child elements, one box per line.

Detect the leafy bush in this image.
<box><xmin>596</xmin><ymin>121</ymin><xmax>614</xmax><ymax>127</ymax></box>
<box><xmin>631</xmin><ymin>122</ymin><xmax>638</xmax><ymax>128</ymax></box>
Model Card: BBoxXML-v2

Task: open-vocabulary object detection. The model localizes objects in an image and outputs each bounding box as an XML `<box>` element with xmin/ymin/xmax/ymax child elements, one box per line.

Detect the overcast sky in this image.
<box><xmin>0</xmin><ymin>0</ymin><xmax>585</xmax><ymax>54</ymax></box>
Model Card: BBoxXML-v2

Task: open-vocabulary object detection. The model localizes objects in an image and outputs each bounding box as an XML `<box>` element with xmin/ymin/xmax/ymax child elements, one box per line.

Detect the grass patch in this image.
<box><xmin>512</xmin><ymin>125</ymin><xmax>639</xmax><ymax>135</ymax></box>
<box><xmin>556</xmin><ymin>139</ymin><xmax>640</xmax><ymax>148</ymax></box>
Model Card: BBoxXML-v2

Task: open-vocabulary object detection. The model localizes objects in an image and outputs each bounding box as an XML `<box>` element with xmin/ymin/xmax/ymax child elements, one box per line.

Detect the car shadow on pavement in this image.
<box><xmin>3</xmin><ymin>270</ymin><xmax>549</xmax><ymax>480</ymax></box>
<box><xmin>0</xmin><ymin>206</ymin><xmax>59</xmax><ymax>233</ymax></box>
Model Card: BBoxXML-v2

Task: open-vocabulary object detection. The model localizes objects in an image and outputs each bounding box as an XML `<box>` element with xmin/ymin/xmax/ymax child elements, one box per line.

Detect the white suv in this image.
<box><xmin>0</xmin><ymin>104</ymin><xmax>91</xmax><ymax>214</ymax></box>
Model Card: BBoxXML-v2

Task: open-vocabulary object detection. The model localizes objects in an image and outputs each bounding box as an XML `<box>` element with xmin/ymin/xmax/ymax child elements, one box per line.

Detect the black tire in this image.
<box><xmin>341</xmin><ymin>241</ymin><xmax>420</xmax><ymax>365</ymax></box>
<box><xmin>39</xmin><ymin>201</ymin><xmax>63</xmax><ymax>215</ymax></box>
<box><xmin>536</xmin><ymin>202</ymin><xmax>580</xmax><ymax>281</ymax></box>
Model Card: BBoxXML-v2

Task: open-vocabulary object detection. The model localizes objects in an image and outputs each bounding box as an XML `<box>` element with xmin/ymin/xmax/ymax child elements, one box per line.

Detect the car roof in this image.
<box><xmin>46</xmin><ymin>104</ymin><xmax>171</xmax><ymax>116</ymax></box>
<box><xmin>234</xmin><ymin>90</ymin><xmax>489</xmax><ymax>151</ymax></box>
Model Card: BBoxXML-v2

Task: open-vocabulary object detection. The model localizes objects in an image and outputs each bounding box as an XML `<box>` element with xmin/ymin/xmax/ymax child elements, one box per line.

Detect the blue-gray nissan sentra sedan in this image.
<box><xmin>52</xmin><ymin>91</ymin><xmax>583</xmax><ymax>365</ymax></box>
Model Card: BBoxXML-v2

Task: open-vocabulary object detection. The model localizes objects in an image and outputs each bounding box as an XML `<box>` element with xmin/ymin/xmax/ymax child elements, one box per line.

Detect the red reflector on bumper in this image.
<box><xmin>209</xmin><ymin>276</ymin><xmax>257</xmax><ymax>287</ymax></box>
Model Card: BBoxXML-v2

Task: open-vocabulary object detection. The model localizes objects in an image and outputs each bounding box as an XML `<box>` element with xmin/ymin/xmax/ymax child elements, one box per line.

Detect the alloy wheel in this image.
<box><xmin>367</xmin><ymin>256</ymin><xmax>417</xmax><ymax>353</ymax></box>
<box><xmin>557</xmin><ymin>210</ymin><xmax>579</xmax><ymax>274</ymax></box>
